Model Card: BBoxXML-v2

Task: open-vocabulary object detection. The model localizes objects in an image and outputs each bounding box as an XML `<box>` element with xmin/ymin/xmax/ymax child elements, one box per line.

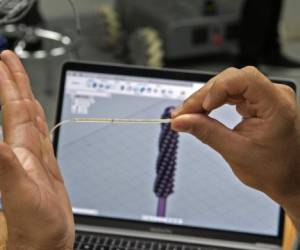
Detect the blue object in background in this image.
<box><xmin>0</xmin><ymin>35</ymin><xmax>9</xmax><ymax>52</ymax></box>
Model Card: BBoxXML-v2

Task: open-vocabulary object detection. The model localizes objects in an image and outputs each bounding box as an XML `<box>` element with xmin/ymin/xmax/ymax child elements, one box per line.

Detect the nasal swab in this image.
<box><xmin>50</xmin><ymin>118</ymin><xmax>172</xmax><ymax>135</ymax></box>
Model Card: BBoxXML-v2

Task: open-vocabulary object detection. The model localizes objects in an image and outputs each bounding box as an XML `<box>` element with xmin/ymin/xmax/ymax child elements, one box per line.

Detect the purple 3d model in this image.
<box><xmin>154</xmin><ymin>106</ymin><xmax>179</xmax><ymax>217</ymax></box>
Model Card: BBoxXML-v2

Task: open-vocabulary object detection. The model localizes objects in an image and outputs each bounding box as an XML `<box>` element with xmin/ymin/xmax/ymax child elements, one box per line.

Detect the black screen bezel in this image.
<box><xmin>54</xmin><ymin>61</ymin><xmax>295</xmax><ymax>246</ymax></box>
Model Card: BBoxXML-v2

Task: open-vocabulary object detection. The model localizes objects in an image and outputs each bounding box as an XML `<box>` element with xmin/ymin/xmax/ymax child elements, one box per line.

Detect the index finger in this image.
<box><xmin>173</xmin><ymin>67</ymin><xmax>278</xmax><ymax>119</ymax></box>
<box><xmin>172</xmin><ymin>75</ymin><xmax>216</xmax><ymax>117</ymax></box>
<box><xmin>0</xmin><ymin>61</ymin><xmax>34</xmax><ymax>146</ymax></box>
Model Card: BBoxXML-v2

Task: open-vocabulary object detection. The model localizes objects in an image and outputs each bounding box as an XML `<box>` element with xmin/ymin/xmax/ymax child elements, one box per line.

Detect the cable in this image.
<box><xmin>67</xmin><ymin>0</ymin><xmax>81</xmax><ymax>35</ymax></box>
<box><xmin>0</xmin><ymin>0</ymin><xmax>36</xmax><ymax>25</ymax></box>
<box><xmin>0</xmin><ymin>0</ymin><xmax>81</xmax><ymax>36</ymax></box>
<box><xmin>154</xmin><ymin>107</ymin><xmax>179</xmax><ymax>217</ymax></box>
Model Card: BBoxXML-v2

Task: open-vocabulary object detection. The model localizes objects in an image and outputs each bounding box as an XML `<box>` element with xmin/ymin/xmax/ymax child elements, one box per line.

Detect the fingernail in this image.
<box><xmin>203</xmin><ymin>94</ymin><xmax>211</xmax><ymax>110</ymax></box>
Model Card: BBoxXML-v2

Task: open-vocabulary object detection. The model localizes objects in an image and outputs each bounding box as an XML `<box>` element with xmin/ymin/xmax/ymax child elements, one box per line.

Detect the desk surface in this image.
<box><xmin>0</xmin><ymin>213</ymin><xmax>7</xmax><ymax>247</ymax></box>
<box><xmin>283</xmin><ymin>216</ymin><xmax>297</xmax><ymax>250</ymax></box>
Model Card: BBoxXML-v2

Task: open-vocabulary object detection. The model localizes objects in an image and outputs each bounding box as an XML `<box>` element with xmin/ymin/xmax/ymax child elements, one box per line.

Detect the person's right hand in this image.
<box><xmin>171</xmin><ymin>67</ymin><xmax>300</xmax><ymax>230</ymax></box>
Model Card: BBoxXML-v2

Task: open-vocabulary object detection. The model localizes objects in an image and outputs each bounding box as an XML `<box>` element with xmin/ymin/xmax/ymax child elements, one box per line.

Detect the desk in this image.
<box><xmin>0</xmin><ymin>213</ymin><xmax>7</xmax><ymax>247</ymax></box>
<box><xmin>0</xmin><ymin>212</ymin><xmax>297</xmax><ymax>249</ymax></box>
<box><xmin>283</xmin><ymin>216</ymin><xmax>297</xmax><ymax>250</ymax></box>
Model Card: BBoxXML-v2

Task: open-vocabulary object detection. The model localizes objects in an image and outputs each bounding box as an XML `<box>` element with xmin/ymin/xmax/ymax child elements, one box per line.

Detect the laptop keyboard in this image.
<box><xmin>74</xmin><ymin>231</ymin><xmax>235</xmax><ymax>250</ymax></box>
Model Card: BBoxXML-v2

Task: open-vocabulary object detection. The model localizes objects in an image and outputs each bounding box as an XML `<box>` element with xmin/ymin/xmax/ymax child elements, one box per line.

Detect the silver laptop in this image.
<box><xmin>54</xmin><ymin>62</ymin><xmax>296</xmax><ymax>250</ymax></box>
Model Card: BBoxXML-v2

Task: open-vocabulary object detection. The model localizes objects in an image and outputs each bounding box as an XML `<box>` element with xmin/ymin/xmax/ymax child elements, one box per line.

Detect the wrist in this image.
<box><xmin>0</xmin><ymin>212</ymin><xmax>7</xmax><ymax>250</ymax></box>
<box><xmin>6</xmin><ymin>235</ymin><xmax>73</xmax><ymax>250</ymax></box>
<box><xmin>6</xmin><ymin>242</ymin><xmax>73</xmax><ymax>250</ymax></box>
<box><xmin>5</xmin><ymin>224</ymin><xmax>74</xmax><ymax>250</ymax></box>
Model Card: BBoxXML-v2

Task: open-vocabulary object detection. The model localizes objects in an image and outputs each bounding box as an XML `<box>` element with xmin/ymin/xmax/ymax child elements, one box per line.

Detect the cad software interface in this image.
<box><xmin>56</xmin><ymin>70</ymin><xmax>281</xmax><ymax>237</ymax></box>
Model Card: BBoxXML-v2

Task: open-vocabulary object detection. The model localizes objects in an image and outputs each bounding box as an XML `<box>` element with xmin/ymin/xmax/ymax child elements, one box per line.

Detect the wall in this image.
<box><xmin>281</xmin><ymin>0</ymin><xmax>300</xmax><ymax>40</ymax></box>
<box><xmin>39</xmin><ymin>0</ymin><xmax>113</xmax><ymax>19</ymax></box>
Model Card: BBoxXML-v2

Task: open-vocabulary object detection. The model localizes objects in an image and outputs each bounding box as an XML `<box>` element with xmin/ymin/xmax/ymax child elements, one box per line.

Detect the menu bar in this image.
<box><xmin>66</xmin><ymin>73</ymin><xmax>204</xmax><ymax>101</ymax></box>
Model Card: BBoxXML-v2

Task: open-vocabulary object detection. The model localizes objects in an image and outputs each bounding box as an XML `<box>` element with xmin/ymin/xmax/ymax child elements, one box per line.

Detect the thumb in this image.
<box><xmin>0</xmin><ymin>143</ymin><xmax>27</xmax><ymax>194</ymax></box>
<box><xmin>172</xmin><ymin>114</ymin><xmax>248</xmax><ymax>157</ymax></box>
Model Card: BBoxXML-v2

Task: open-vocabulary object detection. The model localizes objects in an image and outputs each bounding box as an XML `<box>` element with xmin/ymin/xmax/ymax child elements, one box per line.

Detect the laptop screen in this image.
<box><xmin>55</xmin><ymin>65</ymin><xmax>282</xmax><ymax>239</ymax></box>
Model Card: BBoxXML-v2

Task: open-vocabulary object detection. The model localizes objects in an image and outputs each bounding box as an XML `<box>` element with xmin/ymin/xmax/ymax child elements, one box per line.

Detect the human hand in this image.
<box><xmin>172</xmin><ymin>67</ymin><xmax>300</xmax><ymax>230</ymax></box>
<box><xmin>0</xmin><ymin>51</ymin><xmax>74</xmax><ymax>250</ymax></box>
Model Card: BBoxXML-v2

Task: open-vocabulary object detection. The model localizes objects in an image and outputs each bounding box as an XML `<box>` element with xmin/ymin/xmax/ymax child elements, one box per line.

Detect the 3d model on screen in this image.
<box><xmin>154</xmin><ymin>107</ymin><xmax>179</xmax><ymax>217</ymax></box>
<box><xmin>97</xmin><ymin>0</ymin><xmax>245</xmax><ymax>67</ymax></box>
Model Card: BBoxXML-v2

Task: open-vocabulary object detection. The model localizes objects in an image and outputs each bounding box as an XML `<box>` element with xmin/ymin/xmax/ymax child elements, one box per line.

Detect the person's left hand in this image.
<box><xmin>0</xmin><ymin>50</ymin><xmax>74</xmax><ymax>250</ymax></box>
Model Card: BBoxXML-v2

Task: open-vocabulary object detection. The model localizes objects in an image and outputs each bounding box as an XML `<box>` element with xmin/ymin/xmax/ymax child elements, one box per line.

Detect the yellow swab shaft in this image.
<box><xmin>72</xmin><ymin>118</ymin><xmax>172</xmax><ymax>124</ymax></box>
<box><xmin>50</xmin><ymin>118</ymin><xmax>172</xmax><ymax>135</ymax></box>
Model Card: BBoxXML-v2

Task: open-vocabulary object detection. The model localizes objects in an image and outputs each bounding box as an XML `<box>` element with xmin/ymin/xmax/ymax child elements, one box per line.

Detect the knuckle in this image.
<box><xmin>215</xmin><ymin>68</ymin><xmax>243</xmax><ymax>89</ymax></box>
<box><xmin>15</xmin><ymin>71</ymin><xmax>28</xmax><ymax>81</ymax></box>
<box><xmin>242</xmin><ymin>66</ymin><xmax>260</xmax><ymax>75</ymax></box>
<box><xmin>241</xmin><ymin>66</ymin><xmax>271</xmax><ymax>87</ymax></box>
<box><xmin>214</xmin><ymin>68</ymin><xmax>240</xmax><ymax>85</ymax></box>
<box><xmin>24</xmin><ymin>98</ymin><xmax>33</xmax><ymax>105</ymax></box>
<box><xmin>220</xmin><ymin>67</ymin><xmax>240</xmax><ymax>80</ymax></box>
<box><xmin>241</xmin><ymin>66</ymin><xmax>264</xmax><ymax>82</ymax></box>
<box><xmin>6</xmin><ymin>99</ymin><xmax>22</xmax><ymax>107</ymax></box>
<box><xmin>276</xmin><ymin>86</ymin><xmax>298</xmax><ymax>119</ymax></box>
<box><xmin>280</xmin><ymin>85</ymin><xmax>296</xmax><ymax>99</ymax></box>
<box><xmin>224</xmin><ymin>67</ymin><xmax>239</xmax><ymax>74</ymax></box>
<box><xmin>286</xmin><ymin>86</ymin><xmax>296</xmax><ymax>96</ymax></box>
<box><xmin>280</xmin><ymin>102</ymin><xmax>297</xmax><ymax>122</ymax></box>
<box><xmin>210</xmin><ymin>78</ymin><xmax>227</xmax><ymax>94</ymax></box>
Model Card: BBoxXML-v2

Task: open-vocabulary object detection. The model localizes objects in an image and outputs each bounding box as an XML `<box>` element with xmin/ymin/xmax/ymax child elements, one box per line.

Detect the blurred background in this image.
<box><xmin>0</xmin><ymin>0</ymin><xmax>300</xmax><ymax>127</ymax></box>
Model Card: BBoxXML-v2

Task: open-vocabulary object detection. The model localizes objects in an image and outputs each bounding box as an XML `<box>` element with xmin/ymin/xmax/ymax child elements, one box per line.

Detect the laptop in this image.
<box><xmin>53</xmin><ymin>62</ymin><xmax>296</xmax><ymax>250</ymax></box>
